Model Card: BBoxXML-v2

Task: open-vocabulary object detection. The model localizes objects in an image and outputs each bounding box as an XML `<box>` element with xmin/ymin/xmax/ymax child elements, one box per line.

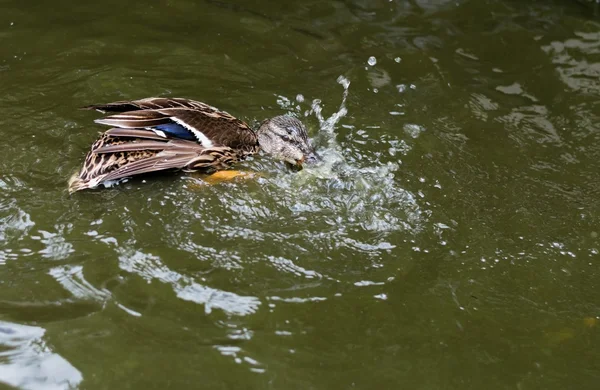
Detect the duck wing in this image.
<box><xmin>82</xmin><ymin>97</ymin><xmax>258</xmax><ymax>154</ymax></box>
<box><xmin>69</xmin><ymin>129</ymin><xmax>240</xmax><ymax>192</ymax></box>
<box><xmin>82</xmin><ymin>97</ymin><xmax>220</xmax><ymax>112</ymax></box>
<box><xmin>97</xmin><ymin>146</ymin><xmax>238</xmax><ymax>183</ymax></box>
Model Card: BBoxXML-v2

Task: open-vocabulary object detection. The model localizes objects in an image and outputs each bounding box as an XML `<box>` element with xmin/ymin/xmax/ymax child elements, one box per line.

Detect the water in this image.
<box><xmin>1</xmin><ymin>0</ymin><xmax>600</xmax><ymax>389</ymax></box>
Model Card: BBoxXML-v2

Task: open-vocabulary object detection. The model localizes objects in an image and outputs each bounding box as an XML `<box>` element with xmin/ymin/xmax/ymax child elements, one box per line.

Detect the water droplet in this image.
<box><xmin>337</xmin><ymin>75</ymin><xmax>350</xmax><ymax>89</ymax></box>
<box><xmin>296</xmin><ymin>94</ymin><xmax>304</xmax><ymax>103</ymax></box>
<box><xmin>394</xmin><ymin>57</ymin><xmax>401</xmax><ymax>63</ymax></box>
<box><xmin>367</xmin><ymin>56</ymin><xmax>377</xmax><ymax>66</ymax></box>
<box><xmin>403</xmin><ymin>124</ymin><xmax>425</xmax><ymax>138</ymax></box>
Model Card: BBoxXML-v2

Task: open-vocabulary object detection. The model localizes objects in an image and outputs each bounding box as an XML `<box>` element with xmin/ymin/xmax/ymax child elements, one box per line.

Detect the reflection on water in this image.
<box><xmin>117</xmin><ymin>247</ymin><xmax>261</xmax><ymax>316</ymax></box>
<box><xmin>214</xmin><ymin>345</ymin><xmax>265</xmax><ymax>374</ymax></box>
<box><xmin>543</xmin><ymin>31</ymin><xmax>600</xmax><ymax>94</ymax></box>
<box><xmin>49</xmin><ymin>265</ymin><xmax>110</xmax><ymax>302</ymax></box>
<box><xmin>0</xmin><ymin>321</ymin><xmax>82</xmax><ymax>390</ymax></box>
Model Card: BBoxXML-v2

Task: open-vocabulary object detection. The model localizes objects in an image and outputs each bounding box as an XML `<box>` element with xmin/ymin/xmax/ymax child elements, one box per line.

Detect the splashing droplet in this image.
<box><xmin>404</xmin><ymin>124</ymin><xmax>426</xmax><ymax>138</ymax></box>
<box><xmin>367</xmin><ymin>56</ymin><xmax>377</xmax><ymax>66</ymax></box>
<box><xmin>310</xmin><ymin>76</ymin><xmax>350</xmax><ymax>135</ymax></box>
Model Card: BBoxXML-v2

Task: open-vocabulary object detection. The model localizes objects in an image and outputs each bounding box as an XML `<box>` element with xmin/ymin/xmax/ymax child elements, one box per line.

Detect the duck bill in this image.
<box><xmin>289</xmin><ymin>152</ymin><xmax>319</xmax><ymax>171</ymax></box>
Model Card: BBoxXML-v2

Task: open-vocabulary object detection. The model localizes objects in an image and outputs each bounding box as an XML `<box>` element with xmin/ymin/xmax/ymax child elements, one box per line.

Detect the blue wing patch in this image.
<box><xmin>153</xmin><ymin>123</ymin><xmax>196</xmax><ymax>140</ymax></box>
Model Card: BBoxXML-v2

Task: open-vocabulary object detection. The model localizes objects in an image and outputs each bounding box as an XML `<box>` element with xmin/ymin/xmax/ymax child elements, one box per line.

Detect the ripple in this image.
<box><xmin>34</xmin><ymin>229</ymin><xmax>75</xmax><ymax>260</ymax></box>
<box><xmin>213</xmin><ymin>345</ymin><xmax>265</xmax><ymax>374</ymax></box>
<box><xmin>268</xmin><ymin>296</ymin><xmax>327</xmax><ymax>303</ymax></box>
<box><xmin>542</xmin><ymin>31</ymin><xmax>600</xmax><ymax>95</ymax></box>
<box><xmin>117</xmin><ymin>248</ymin><xmax>261</xmax><ymax>316</ymax></box>
<box><xmin>0</xmin><ymin>176</ymin><xmax>35</xmax><ymax>246</ymax></box>
<box><xmin>49</xmin><ymin>265</ymin><xmax>110</xmax><ymax>302</ymax></box>
<box><xmin>267</xmin><ymin>256</ymin><xmax>321</xmax><ymax>279</ymax></box>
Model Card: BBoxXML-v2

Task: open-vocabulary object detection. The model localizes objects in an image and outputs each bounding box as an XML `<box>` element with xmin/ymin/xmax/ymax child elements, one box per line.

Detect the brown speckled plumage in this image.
<box><xmin>70</xmin><ymin>97</ymin><xmax>317</xmax><ymax>193</ymax></box>
<box><xmin>69</xmin><ymin>98</ymin><xmax>258</xmax><ymax>192</ymax></box>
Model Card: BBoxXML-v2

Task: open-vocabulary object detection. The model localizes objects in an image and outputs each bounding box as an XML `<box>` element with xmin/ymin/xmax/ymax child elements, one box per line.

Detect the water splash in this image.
<box><xmin>273</xmin><ymin>75</ymin><xmax>424</xmax><ymax>235</ymax></box>
<box><xmin>314</xmin><ymin>75</ymin><xmax>349</xmax><ymax>125</ymax></box>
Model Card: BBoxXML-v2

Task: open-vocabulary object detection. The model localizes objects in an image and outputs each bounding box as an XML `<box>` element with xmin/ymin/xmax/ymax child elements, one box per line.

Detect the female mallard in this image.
<box><xmin>69</xmin><ymin>97</ymin><xmax>317</xmax><ymax>192</ymax></box>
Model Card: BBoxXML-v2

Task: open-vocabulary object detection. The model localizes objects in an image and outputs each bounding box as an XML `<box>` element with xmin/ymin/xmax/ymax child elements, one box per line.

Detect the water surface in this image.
<box><xmin>1</xmin><ymin>1</ymin><xmax>599</xmax><ymax>389</ymax></box>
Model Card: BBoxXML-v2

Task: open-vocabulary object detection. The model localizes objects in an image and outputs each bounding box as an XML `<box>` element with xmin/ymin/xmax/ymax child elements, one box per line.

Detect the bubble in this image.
<box><xmin>367</xmin><ymin>56</ymin><xmax>377</xmax><ymax>66</ymax></box>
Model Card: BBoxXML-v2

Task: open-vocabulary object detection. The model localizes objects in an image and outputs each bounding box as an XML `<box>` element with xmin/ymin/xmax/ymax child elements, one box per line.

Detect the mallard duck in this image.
<box><xmin>68</xmin><ymin>97</ymin><xmax>318</xmax><ymax>192</ymax></box>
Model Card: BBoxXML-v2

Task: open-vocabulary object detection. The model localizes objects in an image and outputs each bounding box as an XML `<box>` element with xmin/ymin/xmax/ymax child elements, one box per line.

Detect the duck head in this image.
<box><xmin>257</xmin><ymin>116</ymin><xmax>319</xmax><ymax>168</ymax></box>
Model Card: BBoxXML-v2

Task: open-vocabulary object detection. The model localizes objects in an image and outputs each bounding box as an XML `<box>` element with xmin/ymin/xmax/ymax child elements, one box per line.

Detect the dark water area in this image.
<box><xmin>1</xmin><ymin>0</ymin><xmax>599</xmax><ymax>389</ymax></box>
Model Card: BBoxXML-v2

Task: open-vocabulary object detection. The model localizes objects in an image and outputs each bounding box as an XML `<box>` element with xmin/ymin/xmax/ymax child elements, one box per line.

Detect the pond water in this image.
<box><xmin>1</xmin><ymin>0</ymin><xmax>599</xmax><ymax>389</ymax></box>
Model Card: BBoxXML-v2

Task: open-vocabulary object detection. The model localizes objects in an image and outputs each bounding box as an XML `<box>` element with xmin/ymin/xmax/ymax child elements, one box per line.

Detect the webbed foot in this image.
<box><xmin>204</xmin><ymin>170</ymin><xmax>259</xmax><ymax>184</ymax></box>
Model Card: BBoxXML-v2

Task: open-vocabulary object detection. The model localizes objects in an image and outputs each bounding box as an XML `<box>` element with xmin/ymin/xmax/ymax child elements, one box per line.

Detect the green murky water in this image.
<box><xmin>1</xmin><ymin>1</ymin><xmax>599</xmax><ymax>389</ymax></box>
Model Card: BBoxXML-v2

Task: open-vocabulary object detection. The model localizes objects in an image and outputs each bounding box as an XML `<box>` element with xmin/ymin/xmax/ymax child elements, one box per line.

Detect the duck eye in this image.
<box><xmin>281</xmin><ymin>134</ymin><xmax>291</xmax><ymax>142</ymax></box>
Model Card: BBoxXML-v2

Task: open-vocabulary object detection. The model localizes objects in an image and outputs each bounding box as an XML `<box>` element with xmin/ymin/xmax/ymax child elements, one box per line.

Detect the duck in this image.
<box><xmin>68</xmin><ymin>97</ymin><xmax>318</xmax><ymax>193</ymax></box>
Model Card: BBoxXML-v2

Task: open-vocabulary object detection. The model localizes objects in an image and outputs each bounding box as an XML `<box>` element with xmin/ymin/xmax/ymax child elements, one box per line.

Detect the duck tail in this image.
<box><xmin>68</xmin><ymin>171</ymin><xmax>89</xmax><ymax>193</ymax></box>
